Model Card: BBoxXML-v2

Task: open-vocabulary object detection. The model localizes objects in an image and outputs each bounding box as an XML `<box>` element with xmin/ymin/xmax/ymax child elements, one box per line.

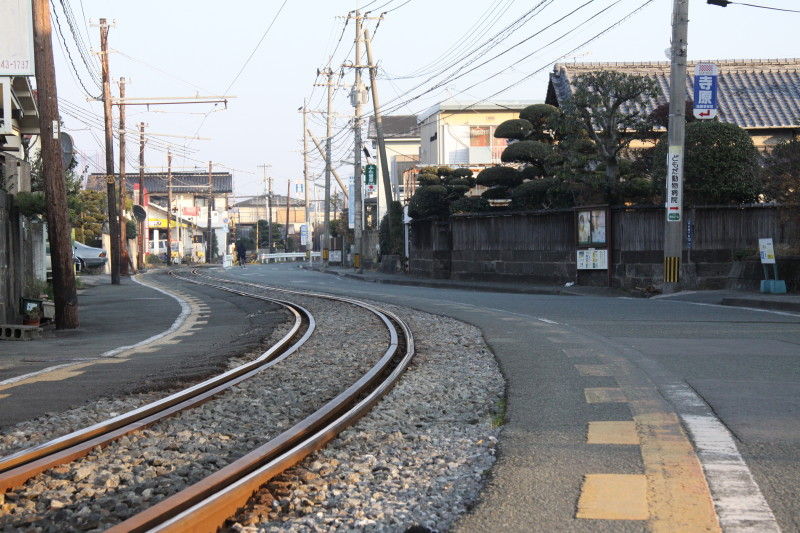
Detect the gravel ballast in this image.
<box><xmin>0</xmin><ymin>278</ymin><xmax>505</xmax><ymax>532</ymax></box>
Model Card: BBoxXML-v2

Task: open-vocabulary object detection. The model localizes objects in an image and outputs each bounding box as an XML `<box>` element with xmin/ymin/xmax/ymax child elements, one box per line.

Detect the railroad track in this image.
<box><xmin>0</xmin><ymin>269</ymin><xmax>415</xmax><ymax>532</ymax></box>
<box><xmin>0</xmin><ymin>271</ymin><xmax>314</xmax><ymax>491</ymax></box>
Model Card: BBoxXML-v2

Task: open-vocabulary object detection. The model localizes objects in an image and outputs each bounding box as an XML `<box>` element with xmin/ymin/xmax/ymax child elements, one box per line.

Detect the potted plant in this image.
<box><xmin>22</xmin><ymin>305</ymin><xmax>42</xmax><ymax>326</ymax></box>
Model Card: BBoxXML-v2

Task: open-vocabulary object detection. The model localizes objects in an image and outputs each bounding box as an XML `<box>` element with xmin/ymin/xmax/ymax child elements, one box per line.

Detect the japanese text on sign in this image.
<box><xmin>693</xmin><ymin>63</ymin><xmax>719</xmax><ymax>119</ymax></box>
<box><xmin>666</xmin><ymin>146</ymin><xmax>683</xmax><ymax>222</ymax></box>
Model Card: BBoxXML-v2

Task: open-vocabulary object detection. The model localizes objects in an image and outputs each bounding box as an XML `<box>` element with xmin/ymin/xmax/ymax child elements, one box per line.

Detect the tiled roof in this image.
<box><xmin>367</xmin><ymin>115</ymin><xmax>420</xmax><ymax>139</ymax></box>
<box><xmin>233</xmin><ymin>194</ymin><xmax>304</xmax><ymax>207</ymax></box>
<box><xmin>86</xmin><ymin>172</ymin><xmax>232</xmax><ymax>194</ymax></box>
<box><xmin>547</xmin><ymin>59</ymin><xmax>800</xmax><ymax>129</ymax></box>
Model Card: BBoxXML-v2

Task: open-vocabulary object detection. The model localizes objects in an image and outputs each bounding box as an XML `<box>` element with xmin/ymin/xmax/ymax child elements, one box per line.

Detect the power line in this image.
<box><xmin>50</xmin><ymin>2</ymin><xmax>101</xmax><ymax>98</ymax></box>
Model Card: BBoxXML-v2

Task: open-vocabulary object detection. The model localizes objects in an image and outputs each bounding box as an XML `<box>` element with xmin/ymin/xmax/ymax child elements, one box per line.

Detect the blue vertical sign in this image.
<box><xmin>693</xmin><ymin>63</ymin><xmax>719</xmax><ymax>120</ymax></box>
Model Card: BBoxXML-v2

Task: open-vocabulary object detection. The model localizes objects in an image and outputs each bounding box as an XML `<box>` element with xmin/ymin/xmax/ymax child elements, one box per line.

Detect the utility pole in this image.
<box><xmin>285</xmin><ymin>180</ymin><xmax>291</xmax><ymax>251</ymax></box>
<box><xmin>308</xmin><ymin>131</ymin><xmax>349</xmax><ymax>199</ymax></box>
<box><xmin>138</xmin><ymin>122</ymin><xmax>145</xmax><ymax>269</ymax></box>
<box><xmin>99</xmin><ymin>18</ymin><xmax>120</xmax><ymax>284</ymax></box>
<box><xmin>32</xmin><ymin>0</ymin><xmax>79</xmax><ymax>328</ymax></box>
<box><xmin>302</xmin><ymin>101</ymin><xmax>311</xmax><ymax>266</ymax></box>
<box><xmin>258</xmin><ymin>164</ymin><xmax>271</xmax><ymax>254</ymax></box>
<box><xmin>316</xmin><ymin>67</ymin><xmax>336</xmax><ymax>266</ymax></box>
<box><xmin>166</xmin><ymin>149</ymin><xmax>173</xmax><ymax>265</ymax></box>
<box><xmin>206</xmin><ymin>161</ymin><xmax>213</xmax><ymax>263</ymax></box>
<box><xmin>364</xmin><ymin>27</ymin><xmax>394</xmax><ymax>221</ymax></box>
<box><xmin>351</xmin><ymin>10</ymin><xmax>365</xmax><ymax>272</ymax></box>
<box><xmin>118</xmin><ymin>77</ymin><xmax>129</xmax><ymax>275</ymax></box>
<box><xmin>663</xmin><ymin>0</ymin><xmax>689</xmax><ymax>292</ymax></box>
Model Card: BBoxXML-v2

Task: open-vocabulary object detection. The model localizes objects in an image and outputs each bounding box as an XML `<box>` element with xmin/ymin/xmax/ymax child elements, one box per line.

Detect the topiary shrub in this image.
<box><xmin>518</xmin><ymin>104</ymin><xmax>561</xmax><ymax>142</ymax></box>
<box><xmin>481</xmin><ymin>186</ymin><xmax>510</xmax><ymax>200</ymax></box>
<box><xmin>511</xmin><ymin>178</ymin><xmax>574</xmax><ymax>210</ymax></box>
<box><xmin>476</xmin><ymin>166</ymin><xmax>522</xmax><ymax>188</ymax></box>
<box><xmin>450</xmin><ymin>196</ymin><xmax>490</xmax><ymax>214</ymax></box>
<box><xmin>408</xmin><ymin>185</ymin><xmax>449</xmax><ymax>219</ymax></box>
<box><xmin>417</xmin><ymin>172</ymin><xmax>440</xmax><ymax>186</ymax></box>
<box><xmin>494</xmin><ymin>118</ymin><xmax>534</xmax><ymax>140</ymax></box>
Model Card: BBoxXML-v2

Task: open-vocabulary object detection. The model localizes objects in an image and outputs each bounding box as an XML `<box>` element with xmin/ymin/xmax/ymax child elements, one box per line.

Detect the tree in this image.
<box><xmin>652</xmin><ymin>121</ymin><xmax>762</xmax><ymax>205</ymax></box>
<box><xmin>379</xmin><ymin>201</ymin><xmax>404</xmax><ymax>256</ymax></box>
<box><xmin>72</xmin><ymin>190</ymin><xmax>107</xmax><ymax>246</ymax></box>
<box><xmin>763</xmin><ymin>137</ymin><xmax>800</xmax><ymax>204</ymax></box>
<box><xmin>563</xmin><ymin>71</ymin><xmax>660</xmax><ymax>185</ymax></box>
<box><xmin>256</xmin><ymin>219</ymin><xmax>286</xmax><ymax>249</ymax></box>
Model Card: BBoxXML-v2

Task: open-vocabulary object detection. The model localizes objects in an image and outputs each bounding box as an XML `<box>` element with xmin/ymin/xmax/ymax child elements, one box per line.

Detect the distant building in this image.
<box><xmin>547</xmin><ymin>58</ymin><xmax>800</xmax><ymax>149</ymax></box>
<box><xmin>231</xmin><ymin>193</ymin><xmax>306</xmax><ymax>249</ymax></box>
<box><xmin>367</xmin><ymin>115</ymin><xmax>420</xmax><ymax>206</ymax></box>
<box><xmin>87</xmin><ymin>171</ymin><xmax>232</xmax><ymax>261</ymax></box>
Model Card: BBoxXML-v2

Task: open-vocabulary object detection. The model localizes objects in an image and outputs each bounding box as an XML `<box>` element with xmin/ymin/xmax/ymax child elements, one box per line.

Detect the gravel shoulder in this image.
<box><xmin>231</xmin><ymin>300</ymin><xmax>505</xmax><ymax>533</ymax></box>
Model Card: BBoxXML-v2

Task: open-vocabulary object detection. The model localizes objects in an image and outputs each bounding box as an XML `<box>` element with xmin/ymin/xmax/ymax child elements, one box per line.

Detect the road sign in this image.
<box><xmin>759</xmin><ymin>238</ymin><xmax>776</xmax><ymax>264</ymax></box>
<box><xmin>693</xmin><ymin>63</ymin><xmax>719</xmax><ymax>120</ymax></box>
<box><xmin>666</xmin><ymin>146</ymin><xmax>683</xmax><ymax>222</ymax></box>
<box><xmin>0</xmin><ymin>0</ymin><xmax>35</xmax><ymax>76</ymax></box>
<box><xmin>364</xmin><ymin>164</ymin><xmax>377</xmax><ymax>185</ymax></box>
<box><xmin>300</xmin><ymin>224</ymin><xmax>308</xmax><ymax>246</ymax></box>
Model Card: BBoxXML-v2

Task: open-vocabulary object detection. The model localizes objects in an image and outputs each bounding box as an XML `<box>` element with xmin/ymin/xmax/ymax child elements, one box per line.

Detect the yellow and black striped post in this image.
<box><xmin>664</xmin><ymin>256</ymin><xmax>680</xmax><ymax>283</ymax></box>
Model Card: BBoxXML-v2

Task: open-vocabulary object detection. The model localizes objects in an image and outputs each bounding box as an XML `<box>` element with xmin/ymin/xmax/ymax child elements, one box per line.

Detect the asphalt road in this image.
<box><xmin>218</xmin><ymin>263</ymin><xmax>800</xmax><ymax>532</ymax></box>
<box><xmin>0</xmin><ymin>271</ymin><xmax>288</xmax><ymax>428</ymax></box>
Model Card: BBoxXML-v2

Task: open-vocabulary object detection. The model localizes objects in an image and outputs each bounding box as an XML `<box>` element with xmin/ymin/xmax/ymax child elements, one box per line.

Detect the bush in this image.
<box><xmin>378</xmin><ymin>201</ymin><xmax>404</xmax><ymax>256</ymax></box>
<box><xmin>653</xmin><ymin>121</ymin><xmax>762</xmax><ymax>205</ymax></box>
<box><xmin>408</xmin><ymin>185</ymin><xmax>449</xmax><ymax>219</ymax></box>
<box><xmin>494</xmin><ymin>119</ymin><xmax>534</xmax><ymax>140</ymax></box>
<box><xmin>451</xmin><ymin>167</ymin><xmax>474</xmax><ymax>179</ymax></box>
<box><xmin>476</xmin><ymin>166</ymin><xmax>522</xmax><ymax>188</ymax></box>
<box><xmin>518</xmin><ymin>104</ymin><xmax>561</xmax><ymax>142</ymax></box>
<box><xmin>481</xmin><ymin>186</ymin><xmax>510</xmax><ymax>200</ymax></box>
<box><xmin>417</xmin><ymin>172</ymin><xmax>440</xmax><ymax>186</ymax></box>
<box><xmin>501</xmin><ymin>140</ymin><xmax>553</xmax><ymax>176</ymax></box>
<box><xmin>126</xmin><ymin>219</ymin><xmax>138</xmax><ymax>240</ymax></box>
<box><xmin>145</xmin><ymin>253</ymin><xmax>163</xmax><ymax>265</ymax></box>
<box><xmin>14</xmin><ymin>191</ymin><xmax>46</xmax><ymax>217</ymax></box>
<box><xmin>511</xmin><ymin>178</ymin><xmax>574</xmax><ymax>210</ymax></box>
<box><xmin>450</xmin><ymin>196</ymin><xmax>490</xmax><ymax>214</ymax></box>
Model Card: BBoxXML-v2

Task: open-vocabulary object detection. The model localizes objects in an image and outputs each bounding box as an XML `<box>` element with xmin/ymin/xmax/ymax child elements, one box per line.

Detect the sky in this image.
<box><xmin>47</xmin><ymin>0</ymin><xmax>800</xmax><ymax>200</ymax></box>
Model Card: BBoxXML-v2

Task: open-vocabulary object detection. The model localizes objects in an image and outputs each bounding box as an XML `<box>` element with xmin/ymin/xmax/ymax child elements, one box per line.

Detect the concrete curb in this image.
<box><xmin>721</xmin><ymin>297</ymin><xmax>800</xmax><ymax>313</ymax></box>
<box><xmin>306</xmin><ymin>266</ymin><xmax>584</xmax><ymax>296</ymax></box>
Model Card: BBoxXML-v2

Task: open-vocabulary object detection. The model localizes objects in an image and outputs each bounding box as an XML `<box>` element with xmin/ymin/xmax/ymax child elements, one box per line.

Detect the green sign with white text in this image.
<box><xmin>364</xmin><ymin>164</ymin><xmax>377</xmax><ymax>185</ymax></box>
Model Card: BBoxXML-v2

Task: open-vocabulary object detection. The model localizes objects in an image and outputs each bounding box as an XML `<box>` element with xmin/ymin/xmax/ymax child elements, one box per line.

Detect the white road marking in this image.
<box><xmin>663</xmin><ymin>384</ymin><xmax>781</xmax><ymax>532</ymax></box>
<box><xmin>537</xmin><ymin>318</ymin><xmax>559</xmax><ymax>325</ymax></box>
<box><xmin>676</xmin><ymin>300</ymin><xmax>800</xmax><ymax>319</ymax></box>
<box><xmin>0</xmin><ymin>275</ymin><xmax>192</xmax><ymax>387</ymax></box>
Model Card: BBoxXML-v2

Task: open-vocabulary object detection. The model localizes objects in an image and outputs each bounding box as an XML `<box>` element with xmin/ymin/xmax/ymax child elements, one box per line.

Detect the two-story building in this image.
<box><xmin>231</xmin><ymin>193</ymin><xmax>307</xmax><ymax>248</ymax></box>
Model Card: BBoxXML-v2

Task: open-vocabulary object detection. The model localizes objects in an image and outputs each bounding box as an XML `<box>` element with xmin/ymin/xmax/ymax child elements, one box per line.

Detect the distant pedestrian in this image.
<box><xmin>236</xmin><ymin>240</ymin><xmax>247</xmax><ymax>268</ymax></box>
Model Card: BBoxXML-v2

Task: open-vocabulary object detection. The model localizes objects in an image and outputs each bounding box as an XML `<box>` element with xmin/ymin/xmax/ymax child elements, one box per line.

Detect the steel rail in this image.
<box><xmin>106</xmin><ymin>270</ymin><xmax>415</xmax><ymax>533</ymax></box>
<box><xmin>0</xmin><ymin>272</ymin><xmax>315</xmax><ymax>491</ymax></box>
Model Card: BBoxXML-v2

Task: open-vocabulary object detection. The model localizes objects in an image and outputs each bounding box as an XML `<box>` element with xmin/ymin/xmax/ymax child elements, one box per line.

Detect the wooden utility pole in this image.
<box><xmin>206</xmin><ymin>161</ymin><xmax>213</xmax><ymax>263</ymax></box>
<box><xmin>364</xmin><ymin>28</ymin><xmax>394</xmax><ymax>219</ymax></box>
<box><xmin>302</xmin><ymin>101</ymin><xmax>311</xmax><ymax>264</ymax></box>
<box><xmin>99</xmin><ymin>18</ymin><xmax>120</xmax><ymax>284</ymax></box>
<box><xmin>258</xmin><ymin>164</ymin><xmax>272</xmax><ymax>253</ymax></box>
<box><xmin>166</xmin><ymin>149</ymin><xmax>173</xmax><ymax>265</ymax></box>
<box><xmin>285</xmin><ymin>180</ymin><xmax>291</xmax><ymax>251</ymax></box>
<box><xmin>31</xmin><ymin>0</ymin><xmax>79</xmax><ymax>328</ymax></box>
<box><xmin>118</xmin><ymin>77</ymin><xmax>130</xmax><ymax>275</ymax></box>
<box><xmin>138</xmin><ymin>122</ymin><xmax>145</xmax><ymax>269</ymax></box>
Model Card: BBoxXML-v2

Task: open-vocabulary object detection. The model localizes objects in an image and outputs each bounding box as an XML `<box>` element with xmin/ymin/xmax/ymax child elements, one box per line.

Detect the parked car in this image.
<box><xmin>45</xmin><ymin>244</ymin><xmax>83</xmax><ymax>279</ymax></box>
<box><xmin>73</xmin><ymin>241</ymin><xmax>107</xmax><ymax>269</ymax></box>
